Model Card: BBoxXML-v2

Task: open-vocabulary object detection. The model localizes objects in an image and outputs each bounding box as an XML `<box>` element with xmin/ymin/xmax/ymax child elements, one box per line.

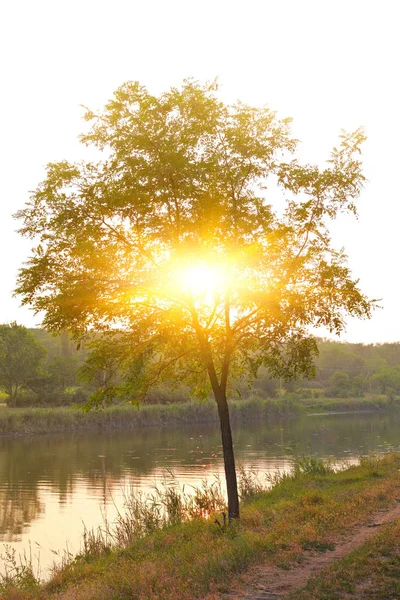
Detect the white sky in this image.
<box><xmin>0</xmin><ymin>0</ymin><xmax>399</xmax><ymax>343</ymax></box>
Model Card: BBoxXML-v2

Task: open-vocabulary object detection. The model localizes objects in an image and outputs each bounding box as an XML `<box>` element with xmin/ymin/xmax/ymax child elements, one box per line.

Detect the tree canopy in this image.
<box><xmin>15</xmin><ymin>80</ymin><xmax>374</xmax><ymax>517</ymax></box>
<box><xmin>0</xmin><ymin>323</ymin><xmax>46</xmax><ymax>406</ymax></box>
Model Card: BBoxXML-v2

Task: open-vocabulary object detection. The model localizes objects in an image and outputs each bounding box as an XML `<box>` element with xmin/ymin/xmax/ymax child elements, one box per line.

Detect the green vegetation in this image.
<box><xmin>0</xmin><ymin>396</ymin><xmax>301</xmax><ymax>437</ymax></box>
<box><xmin>0</xmin><ymin>325</ymin><xmax>85</xmax><ymax>408</ymax></box>
<box><xmin>297</xmin><ymin>394</ymin><xmax>396</xmax><ymax>414</ymax></box>
<box><xmin>2</xmin><ymin>453</ymin><xmax>400</xmax><ymax>599</ymax></box>
<box><xmin>3</xmin><ymin>324</ymin><xmax>400</xmax><ymax>420</ymax></box>
<box><xmin>0</xmin><ymin>323</ymin><xmax>46</xmax><ymax>407</ymax></box>
<box><xmin>247</xmin><ymin>340</ymin><xmax>400</xmax><ymax>400</ymax></box>
<box><xmin>293</xmin><ymin>515</ymin><xmax>400</xmax><ymax>598</ymax></box>
<box><xmin>312</xmin><ymin>340</ymin><xmax>400</xmax><ymax>398</ymax></box>
<box><xmin>4</xmin><ymin>329</ymin><xmax>400</xmax><ymax>408</ymax></box>
<box><xmin>0</xmin><ymin>394</ymin><xmax>396</xmax><ymax>438</ymax></box>
<box><xmin>1</xmin><ymin>327</ymin><xmax>399</xmax><ymax>438</ymax></box>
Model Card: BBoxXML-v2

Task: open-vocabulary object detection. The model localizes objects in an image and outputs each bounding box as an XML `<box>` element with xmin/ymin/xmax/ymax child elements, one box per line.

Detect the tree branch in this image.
<box><xmin>220</xmin><ymin>295</ymin><xmax>232</xmax><ymax>394</ymax></box>
<box><xmin>188</xmin><ymin>300</ymin><xmax>221</xmax><ymax>397</ymax></box>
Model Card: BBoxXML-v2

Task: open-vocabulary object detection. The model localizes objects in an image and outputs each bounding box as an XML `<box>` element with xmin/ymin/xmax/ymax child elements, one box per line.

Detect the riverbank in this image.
<box><xmin>292</xmin><ymin>512</ymin><xmax>400</xmax><ymax>599</ymax></box>
<box><xmin>0</xmin><ymin>396</ymin><xmax>299</xmax><ymax>437</ymax></box>
<box><xmin>2</xmin><ymin>453</ymin><xmax>400</xmax><ymax>599</ymax></box>
<box><xmin>0</xmin><ymin>394</ymin><xmax>395</xmax><ymax>437</ymax></box>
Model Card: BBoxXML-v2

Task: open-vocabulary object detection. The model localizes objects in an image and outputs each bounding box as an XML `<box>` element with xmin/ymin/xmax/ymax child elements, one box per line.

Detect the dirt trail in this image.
<box><xmin>207</xmin><ymin>501</ymin><xmax>400</xmax><ymax>600</ymax></box>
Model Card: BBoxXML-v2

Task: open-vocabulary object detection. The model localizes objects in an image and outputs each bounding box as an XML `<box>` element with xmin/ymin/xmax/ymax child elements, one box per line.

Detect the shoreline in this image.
<box><xmin>2</xmin><ymin>453</ymin><xmax>400</xmax><ymax>599</ymax></box>
<box><xmin>0</xmin><ymin>395</ymin><xmax>395</xmax><ymax>438</ymax></box>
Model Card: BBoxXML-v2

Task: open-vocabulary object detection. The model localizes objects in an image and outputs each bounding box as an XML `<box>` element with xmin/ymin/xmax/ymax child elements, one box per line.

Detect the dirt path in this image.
<box><xmin>207</xmin><ymin>501</ymin><xmax>400</xmax><ymax>600</ymax></box>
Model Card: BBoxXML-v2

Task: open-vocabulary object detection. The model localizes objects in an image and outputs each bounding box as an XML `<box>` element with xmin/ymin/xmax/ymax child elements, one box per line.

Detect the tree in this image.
<box><xmin>328</xmin><ymin>371</ymin><xmax>352</xmax><ymax>397</ymax></box>
<box><xmin>0</xmin><ymin>323</ymin><xmax>46</xmax><ymax>406</ymax></box>
<box><xmin>47</xmin><ymin>356</ymin><xmax>78</xmax><ymax>390</ymax></box>
<box><xmin>315</xmin><ymin>341</ymin><xmax>365</xmax><ymax>385</ymax></box>
<box><xmin>372</xmin><ymin>366</ymin><xmax>400</xmax><ymax>395</ymax></box>
<box><xmin>27</xmin><ymin>356</ymin><xmax>78</xmax><ymax>406</ymax></box>
<box><xmin>15</xmin><ymin>80</ymin><xmax>374</xmax><ymax>518</ymax></box>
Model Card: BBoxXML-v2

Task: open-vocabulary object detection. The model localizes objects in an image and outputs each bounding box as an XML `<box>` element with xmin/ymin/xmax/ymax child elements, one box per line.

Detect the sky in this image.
<box><xmin>0</xmin><ymin>0</ymin><xmax>399</xmax><ymax>343</ymax></box>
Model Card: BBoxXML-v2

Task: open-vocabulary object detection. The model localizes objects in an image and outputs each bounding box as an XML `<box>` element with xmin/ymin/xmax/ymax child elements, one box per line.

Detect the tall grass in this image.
<box><xmin>0</xmin><ymin>544</ymin><xmax>41</xmax><ymax>597</ymax></box>
<box><xmin>0</xmin><ymin>395</ymin><xmax>302</xmax><ymax>437</ymax></box>
<box><xmin>301</xmin><ymin>394</ymin><xmax>394</xmax><ymax>413</ymax></box>
<box><xmin>0</xmin><ymin>393</ymin><xmax>394</xmax><ymax>438</ymax></box>
<box><xmin>79</xmin><ymin>475</ymin><xmax>227</xmax><ymax>559</ymax></box>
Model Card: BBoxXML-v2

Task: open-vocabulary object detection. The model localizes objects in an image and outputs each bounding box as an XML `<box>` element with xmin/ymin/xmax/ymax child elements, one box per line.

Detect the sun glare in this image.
<box><xmin>175</xmin><ymin>263</ymin><xmax>229</xmax><ymax>299</ymax></box>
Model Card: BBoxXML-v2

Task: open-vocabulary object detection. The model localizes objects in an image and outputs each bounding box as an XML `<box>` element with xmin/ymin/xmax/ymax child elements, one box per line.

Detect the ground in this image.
<box><xmin>207</xmin><ymin>501</ymin><xmax>400</xmax><ymax>599</ymax></box>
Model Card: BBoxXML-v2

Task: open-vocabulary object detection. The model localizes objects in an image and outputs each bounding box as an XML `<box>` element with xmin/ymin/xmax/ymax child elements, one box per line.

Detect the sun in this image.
<box><xmin>174</xmin><ymin>262</ymin><xmax>230</xmax><ymax>299</ymax></box>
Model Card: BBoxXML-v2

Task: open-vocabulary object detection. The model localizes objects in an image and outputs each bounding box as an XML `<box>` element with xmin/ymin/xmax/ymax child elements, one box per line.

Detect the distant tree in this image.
<box><xmin>15</xmin><ymin>80</ymin><xmax>374</xmax><ymax>518</ymax></box>
<box><xmin>372</xmin><ymin>367</ymin><xmax>400</xmax><ymax>395</ymax></box>
<box><xmin>315</xmin><ymin>342</ymin><xmax>365</xmax><ymax>385</ymax></box>
<box><xmin>375</xmin><ymin>343</ymin><xmax>400</xmax><ymax>367</ymax></box>
<box><xmin>27</xmin><ymin>356</ymin><xmax>79</xmax><ymax>406</ymax></box>
<box><xmin>252</xmin><ymin>367</ymin><xmax>279</xmax><ymax>398</ymax></box>
<box><xmin>352</xmin><ymin>374</ymin><xmax>367</xmax><ymax>397</ymax></box>
<box><xmin>27</xmin><ymin>372</ymin><xmax>59</xmax><ymax>405</ymax></box>
<box><xmin>47</xmin><ymin>356</ymin><xmax>78</xmax><ymax>390</ymax></box>
<box><xmin>328</xmin><ymin>371</ymin><xmax>352</xmax><ymax>397</ymax></box>
<box><xmin>0</xmin><ymin>323</ymin><xmax>46</xmax><ymax>406</ymax></box>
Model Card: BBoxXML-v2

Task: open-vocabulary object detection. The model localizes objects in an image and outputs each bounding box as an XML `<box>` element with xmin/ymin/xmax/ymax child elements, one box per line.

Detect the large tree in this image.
<box><xmin>15</xmin><ymin>80</ymin><xmax>373</xmax><ymax>518</ymax></box>
<box><xmin>0</xmin><ymin>323</ymin><xmax>46</xmax><ymax>406</ymax></box>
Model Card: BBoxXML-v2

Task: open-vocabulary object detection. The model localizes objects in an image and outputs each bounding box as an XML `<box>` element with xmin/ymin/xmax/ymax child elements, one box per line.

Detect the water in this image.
<box><xmin>0</xmin><ymin>411</ymin><xmax>399</xmax><ymax>574</ymax></box>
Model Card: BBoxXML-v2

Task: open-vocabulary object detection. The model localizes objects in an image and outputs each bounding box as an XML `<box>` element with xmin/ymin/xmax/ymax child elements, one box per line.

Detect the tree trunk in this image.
<box><xmin>189</xmin><ymin>303</ymin><xmax>239</xmax><ymax>519</ymax></box>
<box><xmin>214</xmin><ymin>389</ymin><xmax>240</xmax><ymax>519</ymax></box>
<box><xmin>10</xmin><ymin>388</ymin><xmax>17</xmax><ymax>408</ymax></box>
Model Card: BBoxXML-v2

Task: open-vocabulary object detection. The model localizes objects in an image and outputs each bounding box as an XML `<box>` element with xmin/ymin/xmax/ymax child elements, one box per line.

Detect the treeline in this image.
<box><xmin>246</xmin><ymin>341</ymin><xmax>400</xmax><ymax>399</ymax></box>
<box><xmin>1</xmin><ymin>323</ymin><xmax>400</xmax><ymax>407</ymax></box>
<box><xmin>0</xmin><ymin>323</ymin><xmax>87</xmax><ymax>407</ymax></box>
<box><xmin>0</xmin><ymin>324</ymin><xmax>189</xmax><ymax>407</ymax></box>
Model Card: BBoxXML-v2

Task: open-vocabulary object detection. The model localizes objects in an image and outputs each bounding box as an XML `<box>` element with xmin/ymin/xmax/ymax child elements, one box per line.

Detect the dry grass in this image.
<box><xmin>292</xmin><ymin>518</ymin><xmax>400</xmax><ymax>599</ymax></box>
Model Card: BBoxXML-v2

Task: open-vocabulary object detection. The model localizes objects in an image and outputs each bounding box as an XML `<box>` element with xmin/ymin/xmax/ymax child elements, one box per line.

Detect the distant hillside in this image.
<box><xmin>3</xmin><ymin>329</ymin><xmax>400</xmax><ymax>405</ymax></box>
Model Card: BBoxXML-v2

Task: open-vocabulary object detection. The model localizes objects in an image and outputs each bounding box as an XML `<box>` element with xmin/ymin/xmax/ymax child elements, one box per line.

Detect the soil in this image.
<box><xmin>204</xmin><ymin>501</ymin><xmax>400</xmax><ymax>599</ymax></box>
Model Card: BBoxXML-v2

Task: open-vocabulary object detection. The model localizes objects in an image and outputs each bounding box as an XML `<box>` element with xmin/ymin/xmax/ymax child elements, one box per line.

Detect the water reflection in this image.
<box><xmin>0</xmin><ymin>412</ymin><xmax>399</xmax><ymax>570</ymax></box>
<box><xmin>0</xmin><ymin>486</ymin><xmax>43</xmax><ymax>541</ymax></box>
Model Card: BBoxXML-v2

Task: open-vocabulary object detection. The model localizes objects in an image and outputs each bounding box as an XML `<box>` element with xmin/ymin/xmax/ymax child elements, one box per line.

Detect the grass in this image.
<box><xmin>3</xmin><ymin>453</ymin><xmax>400</xmax><ymax>599</ymax></box>
<box><xmin>0</xmin><ymin>394</ymin><xmax>395</xmax><ymax>438</ymax></box>
<box><xmin>300</xmin><ymin>394</ymin><xmax>395</xmax><ymax>414</ymax></box>
<box><xmin>0</xmin><ymin>395</ymin><xmax>303</xmax><ymax>437</ymax></box>
<box><xmin>292</xmin><ymin>516</ymin><xmax>400</xmax><ymax>599</ymax></box>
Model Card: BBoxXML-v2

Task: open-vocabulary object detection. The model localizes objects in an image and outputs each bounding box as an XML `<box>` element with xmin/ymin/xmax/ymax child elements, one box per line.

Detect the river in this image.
<box><xmin>0</xmin><ymin>411</ymin><xmax>399</xmax><ymax>575</ymax></box>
